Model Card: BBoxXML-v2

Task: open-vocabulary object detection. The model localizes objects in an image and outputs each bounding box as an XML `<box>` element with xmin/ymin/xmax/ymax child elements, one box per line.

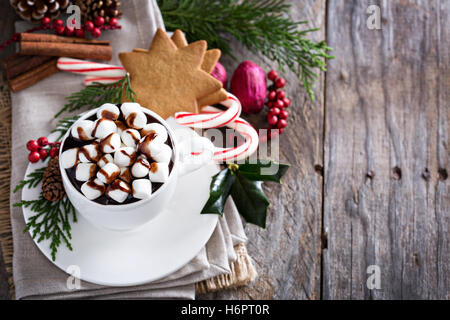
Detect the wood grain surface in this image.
<box><xmin>0</xmin><ymin>0</ymin><xmax>448</xmax><ymax>300</ymax></box>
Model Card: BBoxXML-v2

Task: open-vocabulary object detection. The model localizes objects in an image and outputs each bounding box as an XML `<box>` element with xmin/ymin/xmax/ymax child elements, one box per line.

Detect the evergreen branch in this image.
<box><xmin>54</xmin><ymin>73</ymin><xmax>136</xmax><ymax>118</ymax></box>
<box><xmin>51</xmin><ymin>115</ymin><xmax>80</xmax><ymax>141</ymax></box>
<box><xmin>15</xmin><ymin>196</ymin><xmax>76</xmax><ymax>261</ymax></box>
<box><xmin>158</xmin><ymin>0</ymin><xmax>334</xmax><ymax>100</ymax></box>
<box><xmin>13</xmin><ymin>168</ymin><xmax>46</xmax><ymax>193</ymax></box>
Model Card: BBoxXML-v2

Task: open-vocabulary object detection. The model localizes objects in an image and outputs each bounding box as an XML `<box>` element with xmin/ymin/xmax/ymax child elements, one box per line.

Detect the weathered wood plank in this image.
<box><xmin>199</xmin><ymin>0</ymin><xmax>326</xmax><ymax>299</ymax></box>
<box><xmin>323</xmin><ymin>0</ymin><xmax>449</xmax><ymax>299</ymax></box>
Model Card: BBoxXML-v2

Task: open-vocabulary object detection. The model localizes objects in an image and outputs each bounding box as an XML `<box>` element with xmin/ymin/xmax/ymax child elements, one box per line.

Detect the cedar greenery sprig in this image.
<box><xmin>158</xmin><ymin>0</ymin><xmax>334</xmax><ymax>100</ymax></box>
<box><xmin>14</xmin><ymin>196</ymin><xmax>76</xmax><ymax>261</ymax></box>
<box><xmin>54</xmin><ymin>73</ymin><xmax>136</xmax><ymax>118</ymax></box>
<box><xmin>51</xmin><ymin>115</ymin><xmax>81</xmax><ymax>141</ymax></box>
<box><xmin>13</xmin><ymin>167</ymin><xmax>46</xmax><ymax>193</ymax></box>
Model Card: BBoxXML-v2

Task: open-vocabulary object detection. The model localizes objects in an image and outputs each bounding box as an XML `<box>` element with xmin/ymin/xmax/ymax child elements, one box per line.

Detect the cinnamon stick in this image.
<box><xmin>20</xmin><ymin>41</ymin><xmax>112</xmax><ymax>61</ymax></box>
<box><xmin>2</xmin><ymin>54</ymin><xmax>54</xmax><ymax>80</ymax></box>
<box><xmin>8</xmin><ymin>58</ymin><xmax>59</xmax><ymax>92</ymax></box>
<box><xmin>20</xmin><ymin>33</ymin><xmax>110</xmax><ymax>46</ymax></box>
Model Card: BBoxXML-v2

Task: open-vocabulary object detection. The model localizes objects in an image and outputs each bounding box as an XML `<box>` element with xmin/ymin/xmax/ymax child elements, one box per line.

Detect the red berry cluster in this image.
<box><xmin>41</xmin><ymin>16</ymin><xmax>120</xmax><ymax>38</ymax></box>
<box><xmin>265</xmin><ymin>70</ymin><xmax>291</xmax><ymax>139</ymax></box>
<box><xmin>26</xmin><ymin>137</ymin><xmax>61</xmax><ymax>163</ymax></box>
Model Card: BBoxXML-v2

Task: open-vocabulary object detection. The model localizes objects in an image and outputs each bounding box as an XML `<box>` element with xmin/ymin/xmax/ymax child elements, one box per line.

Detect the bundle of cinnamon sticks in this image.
<box><xmin>2</xmin><ymin>33</ymin><xmax>113</xmax><ymax>92</ymax></box>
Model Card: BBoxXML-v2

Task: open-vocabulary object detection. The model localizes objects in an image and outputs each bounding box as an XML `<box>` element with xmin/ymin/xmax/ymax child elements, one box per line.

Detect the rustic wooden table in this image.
<box><xmin>0</xmin><ymin>1</ymin><xmax>448</xmax><ymax>300</ymax></box>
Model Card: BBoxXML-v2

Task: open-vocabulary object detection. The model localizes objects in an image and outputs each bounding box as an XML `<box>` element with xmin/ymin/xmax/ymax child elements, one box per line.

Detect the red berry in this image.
<box><xmin>41</xmin><ymin>17</ymin><xmax>51</xmax><ymax>26</ymax></box>
<box><xmin>64</xmin><ymin>26</ymin><xmax>75</xmax><ymax>36</ymax></box>
<box><xmin>274</xmin><ymin>99</ymin><xmax>284</xmax><ymax>109</ymax></box>
<box><xmin>277</xmin><ymin>119</ymin><xmax>287</xmax><ymax>129</ymax></box>
<box><xmin>271</xmin><ymin>107</ymin><xmax>281</xmax><ymax>116</ymax></box>
<box><xmin>53</xmin><ymin>19</ymin><xmax>64</xmax><ymax>28</ymax></box>
<box><xmin>109</xmin><ymin>18</ymin><xmax>119</xmax><ymax>26</ymax></box>
<box><xmin>275</xmin><ymin>77</ymin><xmax>286</xmax><ymax>88</ymax></box>
<box><xmin>39</xmin><ymin>149</ymin><xmax>48</xmax><ymax>160</ymax></box>
<box><xmin>55</xmin><ymin>25</ymin><xmax>65</xmax><ymax>35</ymax></box>
<box><xmin>75</xmin><ymin>28</ymin><xmax>85</xmax><ymax>38</ymax></box>
<box><xmin>28</xmin><ymin>151</ymin><xmax>40</xmax><ymax>163</ymax></box>
<box><xmin>49</xmin><ymin>147</ymin><xmax>59</xmax><ymax>159</ymax></box>
<box><xmin>267</xmin><ymin>114</ymin><xmax>278</xmax><ymax>126</ymax></box>
<box><xmin>90</xmin><ymin>27</ymin><xmax>102</xmax><ymax>38</ymax></box>
<box><xmin>283</xmin><ymin>97</ymin><xmax>291</xmax><ymax>108</ymax></box>
<box><xmin>268</xmin><ymin>90</ymin><xmax>277</xmax><ymax>101</ymax></box>
<box><xmin>37</xmin><ymin>137</ymin><xmax>49</xmax><ymax>147</ymax></box>
<box><xmin>276</xmin><ymin>90</ymin><xmax>286</xmax><ymax>100</ymax></box>
<box><xmin>268</xmin><ymin>70</ymin><xmax>278</xmax><ymax>81</ymax></box>
<box><xmin>279</xmin><ymin>128</ymin><xmax>285</xmax><ymax>134</ymax></box>
<box><xmin>84</xmin><ymin>21</ymin><xmax>95</xmax><ymax>31</ymax></box>
<box><xmin>279</xmin><ymin>110</ymin><xmax>289</xmax><ymax>119</ymax></box>
<box><xmin>26</xmin><ymin>140</ymin><xmax>39</xmax><ymax>152</ymax></box>
<box><xmin>94</xmin><ymin>16</ymin><xmax>105</xmax><ymax>27</ymax></box>
<box><xmin>267</xmin><ymin>101</ymin><xmax>274</xmax><ymax>108</ymax></box>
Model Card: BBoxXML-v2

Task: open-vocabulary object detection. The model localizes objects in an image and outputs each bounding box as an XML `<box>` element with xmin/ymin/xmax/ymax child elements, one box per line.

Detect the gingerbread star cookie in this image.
<box><xmin>119</xmin><ymin>28</ymin><xmax>222</xmax><ymax>119</ymax></box>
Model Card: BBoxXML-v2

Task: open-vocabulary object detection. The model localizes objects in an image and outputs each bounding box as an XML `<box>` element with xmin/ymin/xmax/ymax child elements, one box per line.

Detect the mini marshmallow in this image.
<box><xmin>119</xmin><ymin>167</ymin><xmax>132</xmax><ymax>183</ymax></box>
<box><xmin>121</xmin><ymin>129</ymin><xmax>141</xmax><ymax>148</ymax></box>
<box><xmin>131</xmin><ymin>156</ymin><xmax>150</xmax><ymax>178</ymax></box>
<box><xmin>152</xmin><ymin>144</ymin><xmax>172</xmax><ymax>163</ymax></box>
<box><xmin>125</xmin><ymin>111</ymin><xmax>147</xmax><ymax>129</ymax></box>
<box><xmin>99</xmin><ymin>133</ymin><xmax>121</xmax><ymax>153</ymax></box>
<box><xmin>138</xmin><ymin>134</ymin><xmax>162</xmax><ymax>159</ymax></box>
<box><xmin>106</xmin><ymin>179</ymin><xmax>131</xmax><ymax>203</ymax></box>
<box><xmin>81</xmin><ymin>178</ymin><xmax>105</xmax><ymax>200</ymax></box>
<box><xmin>79</xmin><ymin>144</ymin><xmax>101</xmax><ymax>162</ymax></box>
<box><xmin>120</xmin><ymin>102</ymin><xmax>141</xmax><ymax>118</ymax></box>
<box><xmin>97</xmin><ymin>162</ymin><xmax>121</xmax><ymax>184</ymax></box>
<box><xmin>92</xmin><ymin>118</ymin><xmax>117</xmax><ymax>139</ymax></box>
<box><xmin>71</xmin><ymin>120</ymin><xmax>94</xmax><ymax>141</ymax></box>
<box><xmin>97</xmin><ymin>103</ymin><xmax>120</xmax><ymax>121</ymax></box>
<box><xmin>97</xmin><ymin>154</ymin><xmax>114</xmax><ymax>168</ymax></box>
<box><xmin>60</xmin><ymin>148</ymin><xmax>79</xmax><ymax>169</ymax></box>
<box><xmin>75</xmin><ymin>162</ymin><xmax>97</xmax><ymax>181</ymax></box>
<box><xmin>114</xmin><ymin>147</ymin><xmax>137</xmax><ymax>167</ymax></box>
<box><xmin>132</xmin><ymin>179</ymin><xmax>152</xmax><ymax>199</ymax></box>
<box><xmin>141</xmin><ymin>123</ymin><xmax>168</xmax><ymax>144</ymax></box>
<box><xmin>115</xmin><ymin>121</ymin><xmax>127</xmax><ymax>135</ymax></box>
<box><xmin>148</xmin><ymin>162</ymin><xmax>169</xmax><ymax>183</ymax></box>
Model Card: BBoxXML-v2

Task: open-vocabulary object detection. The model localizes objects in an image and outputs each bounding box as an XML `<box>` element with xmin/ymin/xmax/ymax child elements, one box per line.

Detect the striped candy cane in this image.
<box><xmin>57</xmin><ymin>57</ymin><xmax>126</xmax><ymax>78</ymax></box>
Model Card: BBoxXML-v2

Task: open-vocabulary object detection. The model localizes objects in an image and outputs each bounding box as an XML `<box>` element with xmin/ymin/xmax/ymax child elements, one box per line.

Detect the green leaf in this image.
<box><xmin>238</xmin><ymin>160</ymin><xmax>290</xmax><ymax>183</ymax></box>
<box><xmin>201</xmin><ymin>168</ymin><xmax>235</xmax><ymax>215</ymax></box>
<box><xmin>230</xmin><ymin>171</ymin><xmax>270</xmax><ymax>228</ymax></box>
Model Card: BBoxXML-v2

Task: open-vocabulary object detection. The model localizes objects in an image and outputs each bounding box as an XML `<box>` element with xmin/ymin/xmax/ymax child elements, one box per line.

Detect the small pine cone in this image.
<box><xmin>42</xmin><ymin>156</ymin><xmax>66</xmax><ymax>202</ymax></box>
<box><xmin>10</xmin><ymin>0</ymin><xmax>70</xmax><ymax>24</ymax></box>
<box><xmin>74</xmin><ymin>0</ymin><xmax>122</xmax><ymax>24</ymax></box>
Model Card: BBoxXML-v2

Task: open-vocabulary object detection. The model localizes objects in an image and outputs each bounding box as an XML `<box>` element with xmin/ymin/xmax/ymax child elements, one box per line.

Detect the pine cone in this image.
<box><xmin>10</xmin><ymin>0</ymin><xmax>70</xmax><ymax>23</ymax></box>
<box><xmin>74</xmin><ymin>0</ymin><xmax>122</xmax><ymax>24</ymax></box>
<box><xmin>42</xmin><ymin>156</ymin><xmax>66</xmax><ymax>202</ymax></box>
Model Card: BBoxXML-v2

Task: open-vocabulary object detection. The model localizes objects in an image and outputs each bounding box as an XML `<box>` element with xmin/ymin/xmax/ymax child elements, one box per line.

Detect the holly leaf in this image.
<box><xmin>238</xmin><ymin>160</ymin><xmax>290</xmax><ymax>183</ymax></box>
<box><xmin>230</xmin><ymin>171</ymin><xmax>270</xmax><ymax>228</ymax></box>
<box><xmin>201</xmin><ymin>168</ymin><xmax>235</xmax><ymax>216</ymax></box>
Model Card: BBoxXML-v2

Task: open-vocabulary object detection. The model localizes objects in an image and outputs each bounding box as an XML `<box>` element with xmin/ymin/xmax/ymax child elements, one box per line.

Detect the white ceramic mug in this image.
<box><xmin>59</xmin><ymin>107</ymin><xmax>214</xmax><ymax>231</ymax></box>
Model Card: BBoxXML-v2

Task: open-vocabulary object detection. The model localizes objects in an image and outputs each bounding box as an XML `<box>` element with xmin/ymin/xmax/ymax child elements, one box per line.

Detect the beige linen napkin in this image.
<box><xmin>10</xmin><ymin>0</ymin><xmax>247</xmax><ymax>300</ymax></box>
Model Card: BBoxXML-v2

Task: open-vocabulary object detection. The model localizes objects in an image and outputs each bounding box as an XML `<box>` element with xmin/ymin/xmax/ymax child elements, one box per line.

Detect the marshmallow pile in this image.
<box><xmin>61</xmin><ymin>103</ymin><xmax>172</xmax><ymax>203</ymax></box>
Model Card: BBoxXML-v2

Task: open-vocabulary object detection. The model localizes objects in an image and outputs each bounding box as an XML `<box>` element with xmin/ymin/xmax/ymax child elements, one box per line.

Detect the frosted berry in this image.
<box><xmin>267</xmin><ymin>114</ymin><xmax>278</xmax><ymax>126</ymax></box>
<box><xmin>84</xmin><ymin>21</ymin><xmax>95</xmax><ymax>31</ymax></box>
<box><xmin>39</xmin><ymin>149</ymin><xmax>48</xmax><ymax>160</ymax></box>
<box><xmin>53</xmin><ymin>19</ymin><xmax>64</xmax><ymax>28</ymax></box>
<box><xmin>109</xmin><ymin>18</ymin><xmax>119</xmax><ymax>26</ymax></box>
<box><xmin>267</xmin><ymin>101</ymin><xmax>274</xmax><ymax>108</ymax></box>
<box><xmin>271</xmin><ymin>107</ymin><xmax>281</xmax><ymax>116</ymax></box>
<box><xmin>283</xmin><ymin>97</ymin><xmax>291</xmax><ymax>108</ymax></box>
<box><xmin>26</xmin><ymin>140</ymin><xmax>39</xmax><ymax>152</ymax></box>
<box><xmin>28</xmin><ymin>152</ymin><xmax>40</xmax><ymax>163</ymax></box>
<box><xmin>41</xmin><ymin>17</ymin><xmax>51</xmax><ymax>27</ymax></box>
<box><xmin>49</xmin><ymin>147</ymin><xmax>59</xmax><ymax>159</ymax></box>
<box><xmin>274</xmin><ymin>99</ymin><xmax>284</xmax><ymax>109</ymax></box>
<box><xmin>94</xmin><ymin>16</ymin><xmax>105</xmax><ymax>27</ymax></box>
<box><xmin>268</xmin><ymin>70</ymin><xmax>278</xmax><ymax>81</ymax></box>
<box><xmin>275</xmin><ymin>77</ymin><xmax>286</xmax><ymax>88</ymax></box>
<box><xmin>37</xmin><ymin>137</ymin><xmax>49</xmax><ymax>146</ymax></box>
<box><xmin>75</xmin><ymin>28</ymin><xmax>86</xmax><ymax>38</ymax></box>
<box><xmin>65</xmin><ymin>26</ymin><xmax>75</xmax><ymax>37</ymax></box>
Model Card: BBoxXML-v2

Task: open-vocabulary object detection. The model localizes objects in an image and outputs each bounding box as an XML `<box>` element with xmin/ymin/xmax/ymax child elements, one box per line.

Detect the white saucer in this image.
<box><xmin>22</xmin><ymin>159</ymin><xmax>218</xmax><ymax>286</ymax></box>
